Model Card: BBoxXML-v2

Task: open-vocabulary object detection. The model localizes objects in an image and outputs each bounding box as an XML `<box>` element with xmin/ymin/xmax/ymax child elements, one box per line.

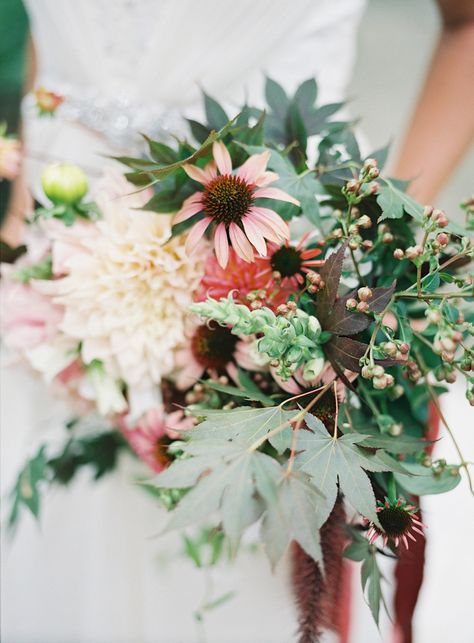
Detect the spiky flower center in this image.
<box><xmin>271</xmin><ymin>246</ymin><xmax>302</xmax><ymax>277</ymax></box>
<box><xmin>378</xmin><ymin>506</ymin><xmax>413</xmax><ymax>536</ymax></box>
<box><xmin>191</xmin><ymin>323</ymin><xmax>238</xmax><ymax>369</ymax></box>
<box><xmin>203</xmin><ymin>174</ymin><xmax>254</xmax><ymax>225</ymax></box>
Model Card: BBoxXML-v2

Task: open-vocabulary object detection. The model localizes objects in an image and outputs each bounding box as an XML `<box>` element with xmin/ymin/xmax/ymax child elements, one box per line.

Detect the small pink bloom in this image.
<box><xmin>174</xmin><ymin>142</ymin><xmax>299</xmax><ymax>268</ymax></box>
<box><xmin>118</xmin><ymin>407</ymin><xmax>193</xmax><ymax>472</ymax></box>
<box><xmin>0</xmin><ymin>136</ymin><xmax>21</xmax><ymax>181</ymax></box>
<box><xmin>34</xmin><ymin>87</ymin><xmax>64</xmax><ymax>114</ymax></box>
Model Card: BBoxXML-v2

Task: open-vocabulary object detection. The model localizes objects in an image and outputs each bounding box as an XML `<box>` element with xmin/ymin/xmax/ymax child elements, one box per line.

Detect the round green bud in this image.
<box><xmin>41</xmin><ymin>162</ymin><xmax>88</xmax><ymax>205</ymax></box>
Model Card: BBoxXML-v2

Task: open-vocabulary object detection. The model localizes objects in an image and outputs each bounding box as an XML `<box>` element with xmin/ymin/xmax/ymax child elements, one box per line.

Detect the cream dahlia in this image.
<box><xmin>51</xmin><ymin>171</ymin><xmax>209</xmax><ymax>388</ymax></box>
<box><xmin>173</xmin><ymin>141</ymin><xmax>299</xmax><ymax>268</ymax></box>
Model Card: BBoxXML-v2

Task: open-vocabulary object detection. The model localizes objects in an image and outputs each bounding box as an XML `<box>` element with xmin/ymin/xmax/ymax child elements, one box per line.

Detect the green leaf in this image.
<box><xmin>362</xmin><ymin>552</ymin><xmax>383</xmax><ymax>625</ymax></box>
<box><xmin>204</xmin><ymin>92</ymin><xmax>230</xmax><ymax>131</ymax></box>
<box><xmin>191</xmin><ymin>405</ymin><xmax>295</xmax><ymax>454</ymax></box>
<box><xmin>377</xmin><ymin>180</ymin><xmax>424</xmax><ymax>222</ymax></box>
<box><xmin>187</xmin><ymin>119</ymin><xmax>211</xmax><ymax>144</ymax></box>
<box><xmin>143</xmin><ymin>136</ymin><xmax>178</xmax><ymax>165</ymax></box>
<box><xmin>395</xmin><ymin>463</ymin><xmax>462</xmax><ymax>495</ymax></box>
<box><xmin>261</xmin><ymin>471</ymin><xmax>325</xmax><ymax>567</ymax></box>
<box><xmin>265</xmin><ymin>77</ymin><xmax>289</xmax><ymax>121</ymax></box>
<box><xmin>357</xmin><ymin>433</ymin><xmax>429</xmax><ymax>454</ymax></box>
<box><xmin>295</xmin><ymin>413</ymin><xmax>383</xmax><ymax>526</ymax></box>
<box><xmin>203</xmin><ymin>379</ymin><xmax>274</xmax><ymax>405</ymax></box>
<box><xmin>344</xmin><ymin>540</ymin><xmax>370</xmax><ymax>562</ymax></box>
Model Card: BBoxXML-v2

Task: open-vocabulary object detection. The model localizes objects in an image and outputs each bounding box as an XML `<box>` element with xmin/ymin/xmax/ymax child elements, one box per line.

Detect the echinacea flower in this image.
<box><xmin>173</xmin><ymin>141</ymin><xmax>299</xmax><ymax>268</ymax></box>
<box><xmin>266</xmin><ymin>235</ymin><xmax>325</xmax><ymax>288</ymax></box>
<box><xmin>366</xmin><ymin>498</ymin><xmax>426</xmax><ymax>549</ymax></box>
<box><xmin>173</xmin><ymin>321</ymin><xmax>240</xmax><ymax>390</ymax></box>
<box><xmin>118</xmin><ymin>407</ymin><xmax>193</xmax><ymax>472</ymax></box>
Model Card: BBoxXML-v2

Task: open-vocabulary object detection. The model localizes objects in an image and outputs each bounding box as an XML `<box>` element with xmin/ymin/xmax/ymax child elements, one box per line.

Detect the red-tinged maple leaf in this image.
<box><xmin>314</xmin><ymin>242</ymin><xmax>398</xmax><ymax>374</ymax></box>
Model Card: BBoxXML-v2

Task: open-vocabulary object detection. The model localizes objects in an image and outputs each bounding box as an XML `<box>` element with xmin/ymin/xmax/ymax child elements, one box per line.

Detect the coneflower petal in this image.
<box><xmin>250</xmin><ymin>207</ymin><xmax>289</xmax><ymax>240</ymax></box>
<box><xmin>237</xmin><ymin>151</ymin><xmax>271</xmax><ymax>183</ymax></box>
<box><xmin>253</xmin><ymin>186</ymin><xmax>300</xmax><ymax>206</ymax></box>
<box><xmin>173</xmin><ymin>193</ymin><xmax>204</xmax><ymax>223</ymax></box>
<box><xmin>212</xmin><ymin>141</ymin><xmax>232</xmax><ymax>175</ymax></box>
<box><xmin>242</xmin><ymin>216</ymin><xmax>267</xmax><ymax>256</ymax></box>
<box><xmin>214</xmin><ymin>223</ymin><xmax>229</xmax><ymax>268</ymax></box>
<box><xmin>184</xmin><ymin>163</ymin><xmax>216</xmax><ymax>185</ymax></box>
<box><xmin>229</xmin><ymin>223</ymin><xmax>254</xmax><ymax>262</ymax></box>
<box><xmin>185</xmin><ymin>216</ymin><xmax>212</xmax><ymax>254</ymax></box>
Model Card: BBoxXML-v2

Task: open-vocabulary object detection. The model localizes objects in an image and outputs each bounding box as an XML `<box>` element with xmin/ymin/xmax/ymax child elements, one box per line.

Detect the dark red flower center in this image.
<box><xmin>270</xmin><ymin>246</ymin><xmax>303</xmax><ymax>277</ymax></box>
<box><xmin>191</xmin><ymin>323</ymin><xmax>238</xmax><ymax>370</ymax></box>
<box><xmin>202</xmin><ymin>174</ymin><xmax>254</xmax><ymax>225</ymax></box>
<box><xmin>378</xmin><ymin>506</ymin><xmax>413</xmax><ymax>537</ymax></box>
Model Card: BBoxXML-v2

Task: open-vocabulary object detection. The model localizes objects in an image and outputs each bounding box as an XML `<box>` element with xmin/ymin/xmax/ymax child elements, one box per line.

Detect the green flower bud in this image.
<box><xmin>41</xmin><ymin>163</ymin><xmax>88</xmax><ymax>205</ymax></box>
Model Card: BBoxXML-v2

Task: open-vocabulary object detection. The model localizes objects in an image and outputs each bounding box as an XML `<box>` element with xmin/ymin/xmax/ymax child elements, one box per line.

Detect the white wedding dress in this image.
<box><xmin>3</xmin><ymin>2</ymin><xmax>473</xmax><ymax>642</ymax></box>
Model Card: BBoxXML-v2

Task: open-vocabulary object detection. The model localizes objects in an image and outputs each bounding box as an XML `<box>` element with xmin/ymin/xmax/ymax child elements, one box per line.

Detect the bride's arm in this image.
<box><xmin>393</xmin><ymin>0</ymin><xmax>474</xmax><ymax>203</ymax></box>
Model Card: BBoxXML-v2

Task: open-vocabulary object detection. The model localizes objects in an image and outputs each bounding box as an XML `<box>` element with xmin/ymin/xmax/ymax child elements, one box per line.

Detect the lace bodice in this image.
<box><xmin>24</xmin><ymin>0</ymin><xmax>366</xmax><ymax>151</ymax></box>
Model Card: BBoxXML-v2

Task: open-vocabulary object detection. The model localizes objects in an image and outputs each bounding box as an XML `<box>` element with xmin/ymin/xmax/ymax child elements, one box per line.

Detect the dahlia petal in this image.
<box><xmin>229</xmin><ymin>223</ymin><xmax>254</xmax><ymax>262</ymax></box>
<box><xmin>212</xmin><ymin>141</ymin><xmax>232</xmax><ymax>175</ymax></box>
<box><xmin>254</xmin><ymin>186</ymin><xmax>300</xmax><ymax>206</ymax></box>
<box><xmin>173</xmin><ymin>193</ymin><xmax>204</xmax><ymax>223</ymax></box>
<box><xmin>237</xmin><ymin>151</ymin><xmax>271</xmax><ymax>183</ymax></box>
<box><xmin>242</xmin><ymin>216</ymin><xmax>267</xmax><ymax>256</ymax></box>
<box><xmin>250</xmin><ymin>207</ymin><xmax>289</xmax><ymax>241</ymax></box>
<box><xmin>185</xmin><ymin>217</ymin><xmax>212</xmax><ymax>254</ymax></box>
<box><xmin>214</xmin><ymin>223</ymin><xmax>230</xmax><ymax>268</ymax></box>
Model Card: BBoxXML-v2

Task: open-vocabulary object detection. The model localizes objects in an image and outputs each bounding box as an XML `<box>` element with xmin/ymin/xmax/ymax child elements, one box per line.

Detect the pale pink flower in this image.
<box><xmin>119</xmin><ymin>407</ymin><xmax>194</xmax><ymax>472</ymax></box>
<box><xmin>173</xmin><ymin>141</ymin><xmax>299</xmax><ymax>268</ymax></box>
<box><xmin>0</xmin><ymin>136</ymin><xmax>21</xmax><ymax>181</ymax></box>
<box><xmin>0</xmin><ymin>269</ymin><xmax>63</xmax><ymax>352</ymax></box>
<box><xmin>173</xmin><ymin>321</ymin><xmax>241</xmax><ymax>390</ymax></box>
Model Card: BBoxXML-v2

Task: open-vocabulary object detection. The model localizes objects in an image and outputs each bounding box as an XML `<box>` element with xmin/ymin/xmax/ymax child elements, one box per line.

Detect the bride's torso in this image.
<box><xmin>23</xmin><ymin>0</ymin><xmax>366</xmax><ymax>180</ymax></box>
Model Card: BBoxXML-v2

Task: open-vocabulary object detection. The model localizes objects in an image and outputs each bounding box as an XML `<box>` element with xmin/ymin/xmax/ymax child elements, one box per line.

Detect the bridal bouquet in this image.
<box><xmin>3</xmin><ymin>78</ymin><xmax>473</xmax><ymax>641</ymax></box>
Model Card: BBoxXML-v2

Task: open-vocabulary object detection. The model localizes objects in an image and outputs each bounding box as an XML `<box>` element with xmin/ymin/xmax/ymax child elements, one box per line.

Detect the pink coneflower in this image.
<box><xmin>119</xmin><ymin>407</ymin><xmax>193</xmax><ymax>473</ymax></box>
<box><xmin>195</xmin><ymin>247</ymin><xmax>293</xmax><ymax>311</ymax></box>
<box><xmin>173</xmin><ymin>321</ymin><xmax>240</xmax><ymax>390</ymax></box>
<box><xmin>366</xmin><ymin>498</ymin><xmax>427</xmax><ymax>549</ymax></box>
<box><xmin>267</xmin><ymin>235</ymin><xmax>325</xmax><ymax>288</ymax></box>
<box><xmin>173</xmin><ymin>141</ymin><xmax>299</xmax><ymax>268</ymax></box>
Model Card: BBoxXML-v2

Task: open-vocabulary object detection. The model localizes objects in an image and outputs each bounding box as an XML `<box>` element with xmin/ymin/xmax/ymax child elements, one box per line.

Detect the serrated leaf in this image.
<box><xmin>191</xmin><ymin>405</ymin><xmax>296</xmax><ymax>454</ymax></box>
<box><xmin>295</xmin><ymin>413</ymin><xmax>381</xmax><ymax>525</ymax></box>
<box><xmin>377</xmin><ymin>181</ymin><xmax>423</xmax><ymax>222</ymax></box>
<box><xmin>204</xmin><ymin>92</ymin><xmax>230</xmax><ymax>130</ymax></box>
<box><xmin>326</xmin><ymin>282</ymin><xmax>396</xmax><ymax>336</ymax></box>
<box><xmin>265</xmin><ymin>77</ymin><xmax>289</xmax><ymax>121</ymax></box>
<box><xmin>357</xmin><ymin>433</ymin><xmax>429</xmax><ymax>454</ymax></box>
<box><xmin>221</xmin><ymin>454</ymin><xmax>255</xmax><ymax>553</ymax></box>
<box><xmin>203</xmin><ymin>379</ymin><xmax>274</xmax><ymax>405</ymax></box>
<box><xmin>153</xmin><ymin>455</ymin><xmax>216</xmax><ymax>489</ymax></box>
<box><xmin>143</xmin><ymin>136</ymin><xmax>178</xmax><ymax>165</ymax></box>
<box><xmin>324</xmin><ymin>335</ymin><xmax>366</xmax><ymax>372</ymax></box>
<box><xmin>315</xmin><ymin>242</ymin><xmax>348</xmax><ymax>326</ymax></box>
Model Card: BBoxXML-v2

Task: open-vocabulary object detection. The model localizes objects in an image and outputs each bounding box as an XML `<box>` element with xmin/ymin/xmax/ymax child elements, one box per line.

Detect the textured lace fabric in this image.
<box><xmin>24</xmin><ymin>0</ymin><xmax>367</xmax><ymax>152</ymax></box>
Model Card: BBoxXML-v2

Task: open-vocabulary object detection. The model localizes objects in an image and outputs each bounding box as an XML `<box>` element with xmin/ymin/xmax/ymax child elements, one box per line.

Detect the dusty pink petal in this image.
<box><xmin>254</xmin><ymin>186</ymin><xmax>300</xmax><ymax>206</ymax></box>
<box><xmin>242</xmin><ymin>216</ymin><xmax>267</xmax><ymax>256</ymax></box>
<box><xmin>185</xmin><ymin>216</ymin><xmax>212</xmax><ymax>254</ymax></box>
<box><xmin>173</xmin><ymin>192</ymin><xmax>204</xmax><ymax>224</ymax></box>
<box><xmin>184</xmin><ymin>162</ymin><xmax>216</xmax><ymax>185</ymax></box>
<box><xmin>214</xmin><ymin>223</ymin><xmax>230</xmax><ymax>268</ymax></box>
<box><xmin>254</xmin><ymin>171</ymin><xmax>279</xmax><ymax>187</ymax></box>
<box><xmin>245</xmin><ymin>210</ymin><xmax>281</xmax><ymax>243</ymax></box>
<box><xmin>175</xmin><ymin>360</ymin><xmax>205</xmax><ymax>390</ymax></box>
<box><xmin>237</xmin><ymin>151</ymin><xmax>271</xmax><ymax>183</ymax></box>
<box><xmin>229</xmin><ymin>222</ymin><xmax>254</xmax><ymax>262</ymax></box>
<box><xmin>202</xmin><ymin>160</ymin><xmax>218</xmax><ymax>182</ymax></box>
<box><xmin>212</xmin><ymin>141</ymin><xmax>232</xmax><ymax>175</ymax></box>
<box><xmin>250</xmin><ymin>206</ymin><xmax>289</xmax><ymax>240</ymax></box>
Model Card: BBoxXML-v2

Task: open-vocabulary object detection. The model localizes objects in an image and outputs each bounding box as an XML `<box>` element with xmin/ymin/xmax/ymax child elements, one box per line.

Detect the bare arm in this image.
<box><xmin>393</xmin><ymin>0</ymin><xmax>474</xmax><ymax>204</ymax></box>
